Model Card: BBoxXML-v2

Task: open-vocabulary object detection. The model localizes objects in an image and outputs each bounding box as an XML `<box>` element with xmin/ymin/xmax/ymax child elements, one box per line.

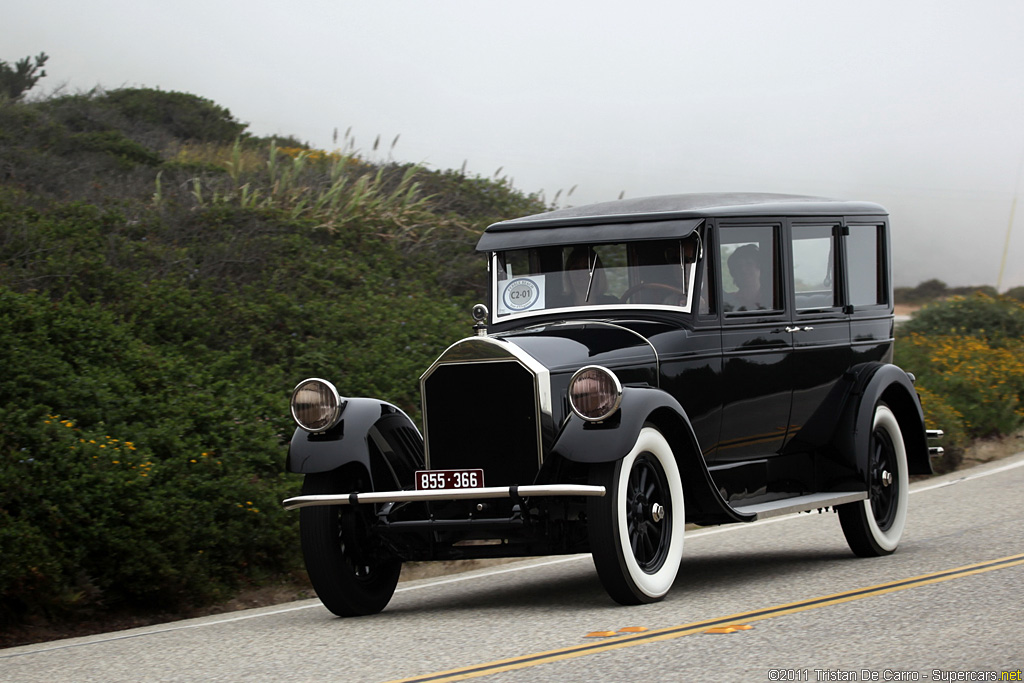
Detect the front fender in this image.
<box><xmin>286</xmin><ymin>398</ymin><xmax>424</xmax><ymax>490</ymax></box>
<box><xmin>552</xmin><ymin>386</ymin><xmax>753</xmax><ymax>524</ymax></box>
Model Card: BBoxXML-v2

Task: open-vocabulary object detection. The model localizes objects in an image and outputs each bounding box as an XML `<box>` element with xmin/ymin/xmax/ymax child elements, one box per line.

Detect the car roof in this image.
<box><xmin>476</xmin><ymin>192</ymin><xmax>888</xmax><ymax>252</ymax></box>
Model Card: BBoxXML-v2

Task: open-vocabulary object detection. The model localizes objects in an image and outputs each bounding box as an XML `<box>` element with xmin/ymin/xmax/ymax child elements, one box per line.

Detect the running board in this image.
<box><xmin>282</xmin><ymin>484</ymin><xmax>606</xmax><ymax>511</ymax></box>
<box><xmin>732</xmin><ymin>491</ymin><xmax>867</xmax><ymax>521</ymax></box>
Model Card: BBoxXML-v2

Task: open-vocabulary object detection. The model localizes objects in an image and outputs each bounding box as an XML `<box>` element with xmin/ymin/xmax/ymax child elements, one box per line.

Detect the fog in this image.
<box><xmin>4</xmin><ymin>0</ymin><xmax>1023</xmax><ymax>288</ymax></box>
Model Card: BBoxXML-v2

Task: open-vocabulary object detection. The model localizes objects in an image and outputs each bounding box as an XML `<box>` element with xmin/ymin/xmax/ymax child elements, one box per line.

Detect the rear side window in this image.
<box><xmin>846</xmin><ymin>225</ymin><xmax>886</xmax><ymax>307</ymax></box>
<box><xmin>792</xmin><ymin>225</ymin><xmax>838</xmax><ymax>311</ymax></box>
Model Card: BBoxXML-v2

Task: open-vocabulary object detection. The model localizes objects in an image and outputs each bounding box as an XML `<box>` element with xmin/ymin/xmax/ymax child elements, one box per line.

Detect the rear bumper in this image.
<box><xmin>282</xmin><ymin>484</ymin><xmax>606</xmax><ymax>511</ymax></box>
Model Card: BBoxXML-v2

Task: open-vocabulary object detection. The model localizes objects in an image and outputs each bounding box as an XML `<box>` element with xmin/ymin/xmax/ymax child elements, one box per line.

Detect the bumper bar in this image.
<box><xmin>282</xmin><ymin>484</ymin><xmax>606</xmax><ymax>511</ymax></box>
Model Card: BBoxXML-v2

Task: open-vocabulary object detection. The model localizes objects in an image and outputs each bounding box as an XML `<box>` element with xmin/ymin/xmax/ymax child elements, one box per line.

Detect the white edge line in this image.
<box><xmin>907</xmin><ymin>456</ymin><xmax>1024</xmax><ymax>494</ymax></box>
<box><xmin>6</xmin><ymin>453</ymin><xmax>1022</xmax><ymax>657</ymax></box>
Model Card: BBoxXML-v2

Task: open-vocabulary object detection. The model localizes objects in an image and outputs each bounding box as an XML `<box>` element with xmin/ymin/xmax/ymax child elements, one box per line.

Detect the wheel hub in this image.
<box><xmin>651</xmin><ymin>502</ymin><xmax>665</xmax><ymax>523</ymax></box>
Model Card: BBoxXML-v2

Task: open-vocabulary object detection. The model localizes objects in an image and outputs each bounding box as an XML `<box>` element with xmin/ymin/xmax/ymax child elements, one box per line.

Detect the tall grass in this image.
<box><xmin>167</xmin><ymin>139</ymin><xmax>461</xmax><ymax>243</ymax></box>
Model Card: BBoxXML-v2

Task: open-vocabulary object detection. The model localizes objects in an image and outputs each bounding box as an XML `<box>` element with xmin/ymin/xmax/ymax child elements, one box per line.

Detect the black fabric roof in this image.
<box><xmin>476</xmin><ymin>192</ymin><xmax>887</xmax><ymax>252</ymax></box>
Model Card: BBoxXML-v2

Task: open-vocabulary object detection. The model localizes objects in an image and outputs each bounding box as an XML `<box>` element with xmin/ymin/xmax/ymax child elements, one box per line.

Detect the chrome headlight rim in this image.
<box><xmin>290</xmin><ymin>378</ymin><xmax>345</xmax><ymax>433</ymax></box>
<box><xmin>568</xmin><ymin>365</ymin><xmax>623</xmax><ymax>423</ymax></box>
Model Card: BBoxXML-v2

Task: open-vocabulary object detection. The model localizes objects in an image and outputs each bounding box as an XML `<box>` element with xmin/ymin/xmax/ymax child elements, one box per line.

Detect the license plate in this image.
<box><xmin>415</xmin><ymin>468</ymin><xmax>485</xmax><ymax>490</ymax></box>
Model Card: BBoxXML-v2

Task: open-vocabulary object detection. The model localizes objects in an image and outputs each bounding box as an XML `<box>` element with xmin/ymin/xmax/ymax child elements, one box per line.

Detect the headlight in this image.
<box><xmin>290</xmin><ymin>378</ymin><xmax>345</xmax><ymax>432</ymax></box>
<box><xmin>568</xmin><ymin>365</ymin><xmax>622</xmax><ymax>422</ymax></box>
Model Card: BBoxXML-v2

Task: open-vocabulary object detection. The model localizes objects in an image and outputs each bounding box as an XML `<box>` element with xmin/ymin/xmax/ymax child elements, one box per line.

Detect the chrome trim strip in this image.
<box><xmin>282</xmin><ymin>484</ymin><xmax>606</xmax><ymax>510</ymax></box>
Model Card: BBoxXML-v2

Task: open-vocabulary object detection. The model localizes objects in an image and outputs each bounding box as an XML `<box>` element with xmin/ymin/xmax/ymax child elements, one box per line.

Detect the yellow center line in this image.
<box><xmin>384</xmin><ymin>553</ymin><xmax>1024</xmax><ymax>683</ymax></box>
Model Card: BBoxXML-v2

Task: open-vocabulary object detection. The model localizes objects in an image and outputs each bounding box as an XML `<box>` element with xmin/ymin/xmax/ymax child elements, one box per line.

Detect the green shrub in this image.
<box><xmin>101</xmin><ymin>88</ymin><xmax>247</xmax><ymax>143</ymax></box>
<box><xmin>70</xmin><ymin>130</ymin><xmax>162</xmax><ymax>168</ymax></box>
<box><xmin>0</xmin><ymin>409</ymin><xmax>298</xmax><ymax>620</ymax></box>
<box><xmin>900</xmin><ymin>293</ymin><xmax>1024</xmax><ymax>343</ymax></box>
<box><xmin>896</xmin><ymin>332</ymin><xmax>1024</xmax><ymax>438</ymax></box>
<box><xmin>0</xmin><ymin>288</ymin><xmax>300</xmax><ymax>621</ymax></box>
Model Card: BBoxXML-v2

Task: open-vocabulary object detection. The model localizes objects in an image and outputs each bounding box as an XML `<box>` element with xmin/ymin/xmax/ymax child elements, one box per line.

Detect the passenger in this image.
<box><xmin>725</xmin><ymin>244</ymin><xmax>764</xmax><ymax>311</ymax></box>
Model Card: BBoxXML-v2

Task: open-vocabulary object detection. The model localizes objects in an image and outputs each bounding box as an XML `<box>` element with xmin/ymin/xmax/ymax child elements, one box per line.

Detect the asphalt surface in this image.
<box><xmin>3</xmin><ymin>452</ymin><xmax>1023</xmax><ymax>683</ymax></box>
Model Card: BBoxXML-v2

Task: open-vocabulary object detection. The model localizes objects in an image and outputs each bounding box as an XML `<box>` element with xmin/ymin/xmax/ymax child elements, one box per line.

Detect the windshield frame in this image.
<box><xmin>489</xmin><ymin>237</ymin><xmax>701</xmax><ymax>324</ymax></box>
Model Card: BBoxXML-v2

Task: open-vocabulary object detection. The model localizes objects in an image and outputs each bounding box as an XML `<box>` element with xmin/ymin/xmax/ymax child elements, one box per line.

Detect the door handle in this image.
<box><xmin>785</xmin><ymin>326</ymin><xmax>815</xmax><ymax>333</ymax></box>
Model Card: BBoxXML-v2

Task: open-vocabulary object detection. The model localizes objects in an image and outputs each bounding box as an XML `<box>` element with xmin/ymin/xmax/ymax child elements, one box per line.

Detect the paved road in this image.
<box><xmin>3</xmin><ymin>453</ymin><xmax>1023</xmax><ymax>683</ymax></box>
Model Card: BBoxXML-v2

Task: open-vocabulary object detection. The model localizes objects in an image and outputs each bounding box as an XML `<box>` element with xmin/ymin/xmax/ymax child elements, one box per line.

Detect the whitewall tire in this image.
<box><xmin>588</xmin><ymin>425</ymin><xmax>685</xmax><ymax>604</ymax></box>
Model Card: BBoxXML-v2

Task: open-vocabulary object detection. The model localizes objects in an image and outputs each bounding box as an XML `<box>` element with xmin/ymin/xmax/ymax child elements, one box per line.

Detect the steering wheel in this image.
<box><xmin>619</xmin><ymin>282</ymin><xmax>685</xmax><ymax>304</ymax></box>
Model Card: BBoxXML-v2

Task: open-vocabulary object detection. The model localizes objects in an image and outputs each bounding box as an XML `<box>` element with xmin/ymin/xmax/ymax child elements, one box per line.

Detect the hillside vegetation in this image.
<box><xmin>0</xmin><ymin>85</ymin><xmax>544</xmax><ymax>628</ymax></box>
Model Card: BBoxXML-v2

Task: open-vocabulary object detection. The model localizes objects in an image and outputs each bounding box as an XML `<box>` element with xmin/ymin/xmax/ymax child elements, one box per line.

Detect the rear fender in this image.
<box><xmin>832</xmin><ymin>363</ymin><xmax>931</xmax><ymax>481</ymax></box>
<box><xmin>286</xmin><ymin>398</ymin><xmax>424</xmax><ymax>491</ymax></box>
<box><xmin>552</xmin><ymin>386</ymin><xmax>754</xmax><ymax>524</ymax></box>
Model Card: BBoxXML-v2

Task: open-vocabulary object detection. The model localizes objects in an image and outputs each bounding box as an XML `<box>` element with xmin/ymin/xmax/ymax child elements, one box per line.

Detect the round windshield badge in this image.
<box><xmin>503</xmin><ymin>278</ymin><xmax>540</xmax><ymax>311</ymax></box>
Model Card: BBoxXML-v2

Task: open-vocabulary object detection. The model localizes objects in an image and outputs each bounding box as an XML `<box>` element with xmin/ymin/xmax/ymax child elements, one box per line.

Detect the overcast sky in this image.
<box><xmin>4</xmin><ymin>0</ymin><xmax>1024</xmax><ymax>288</ymax></box>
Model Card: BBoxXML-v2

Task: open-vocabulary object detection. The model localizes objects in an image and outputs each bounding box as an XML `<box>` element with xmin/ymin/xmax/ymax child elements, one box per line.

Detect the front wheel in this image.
<box><xmin>838</xmin><ymin>403</ymin><xmax>909</xmax><ymax>557</ymax></box>
<box><xmin>588</xmin><ymin>426</ymin><xmax>685</xmax><ymax>605</ymax></box>
<box><xmin>300</xmin><ymin>471</ymin><xmax>402</xmax><ymax>616</ymax></box>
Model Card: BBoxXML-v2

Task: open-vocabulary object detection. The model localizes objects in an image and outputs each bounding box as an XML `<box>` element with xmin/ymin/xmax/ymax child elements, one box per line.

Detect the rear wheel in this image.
<box><xmin>300</xmin><ymin>471</ymin><xmax>402</xmax><ymax>616</ymax></box>
<box><xmin>588</xmin><ymin>426</ymin><xmax>685</xmax><ymax>604</ymax></box>
<box><xmin>838</xmin><ymin>403</ymin><xmax>909</xmax><ymax>557</ymax></box>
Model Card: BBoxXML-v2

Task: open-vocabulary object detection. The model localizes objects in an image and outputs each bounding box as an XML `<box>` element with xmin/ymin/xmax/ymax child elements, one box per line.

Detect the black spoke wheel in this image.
<box><xmin>300</xmin><ymin>471</ymin><xmax>401</xmax><ymax>616</ymax></box>
<box><xmin>838</xmin><ymin>403</ymin><xmax>909</xmax><ymax>557</ymax></box>
<box><xmin>588</xmin><ymin>426</ymin><xmax>685</xmax><ymax>605</ymax></box>
<box><xmin>624</xmin><ymin>454</ymin><xmax>671</xmax><ymax>571</ymax></box>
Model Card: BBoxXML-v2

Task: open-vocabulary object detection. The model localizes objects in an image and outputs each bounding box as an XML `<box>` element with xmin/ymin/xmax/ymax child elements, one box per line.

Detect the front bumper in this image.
<box><xmin>282</xmin><ymin>484</ymin><xmax>606</xmax><ymax>511</ymax></box>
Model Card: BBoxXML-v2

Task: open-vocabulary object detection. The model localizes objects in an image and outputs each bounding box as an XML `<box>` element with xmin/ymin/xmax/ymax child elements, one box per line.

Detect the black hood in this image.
<box><xmin>497</xmin><ymin>321</ymin><xmax>659</xmax><ymax>385</ymax></box>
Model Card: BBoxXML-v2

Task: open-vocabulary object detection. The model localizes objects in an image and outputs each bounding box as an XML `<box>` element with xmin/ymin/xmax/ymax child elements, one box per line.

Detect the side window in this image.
<box><xmin>719</xmin><ymin>225</ymin><xmax>780</xmax><ymax>313</ymax></box>
<box><xmin>846</xmin><ymin>225</ymin><xmax>886</xmax><ymax>307</ymax></box>
<box><xmin>792</xmin><ymin>225</ymin><xmax>838</xmax><ymax>311</ymax></box>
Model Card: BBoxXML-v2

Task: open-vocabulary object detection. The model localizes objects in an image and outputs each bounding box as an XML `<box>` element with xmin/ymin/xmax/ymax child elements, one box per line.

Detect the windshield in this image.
<box><xmin>493</xmin><ymin>237</ymin><xmax>700</xmax><ymax>319</ymax></box>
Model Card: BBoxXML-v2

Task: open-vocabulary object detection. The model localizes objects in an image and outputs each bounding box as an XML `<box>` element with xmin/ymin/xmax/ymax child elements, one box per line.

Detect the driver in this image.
<box><xmin>629</xmin><ymin>240</ymin><xmax>694</xmax><ymax>305</ymax></box>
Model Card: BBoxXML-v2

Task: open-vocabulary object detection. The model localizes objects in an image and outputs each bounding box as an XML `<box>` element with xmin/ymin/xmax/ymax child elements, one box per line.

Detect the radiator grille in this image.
<box><xmin>423</xmin><ymin>360</ymin><xmax>539</xmax><ymax>486</ymax></box>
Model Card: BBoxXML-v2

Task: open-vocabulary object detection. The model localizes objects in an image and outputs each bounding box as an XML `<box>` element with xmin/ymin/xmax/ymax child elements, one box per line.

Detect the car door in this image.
<box><xmin>713</xmin><ymin>222</ymin><xmax>793</xmax><ymax>468</ymax></box>
<box><xmin>783</xmin><ymin>221</ymin><xmax>852</xmax><ymax>453</ymax></box>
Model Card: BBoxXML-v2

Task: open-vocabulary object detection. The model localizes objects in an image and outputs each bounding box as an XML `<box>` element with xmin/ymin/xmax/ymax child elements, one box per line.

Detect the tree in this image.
<box><xmin>0</xmin><ymin>52</ymin><xmax>48</xmax><ymax>100</ymax></box>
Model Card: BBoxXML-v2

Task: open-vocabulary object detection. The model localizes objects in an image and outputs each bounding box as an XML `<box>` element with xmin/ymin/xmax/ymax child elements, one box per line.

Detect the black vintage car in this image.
<box><xmin>283</xmin><ymin>193</ymin><xmax>941</xmax><ymax>616</ymax></box>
